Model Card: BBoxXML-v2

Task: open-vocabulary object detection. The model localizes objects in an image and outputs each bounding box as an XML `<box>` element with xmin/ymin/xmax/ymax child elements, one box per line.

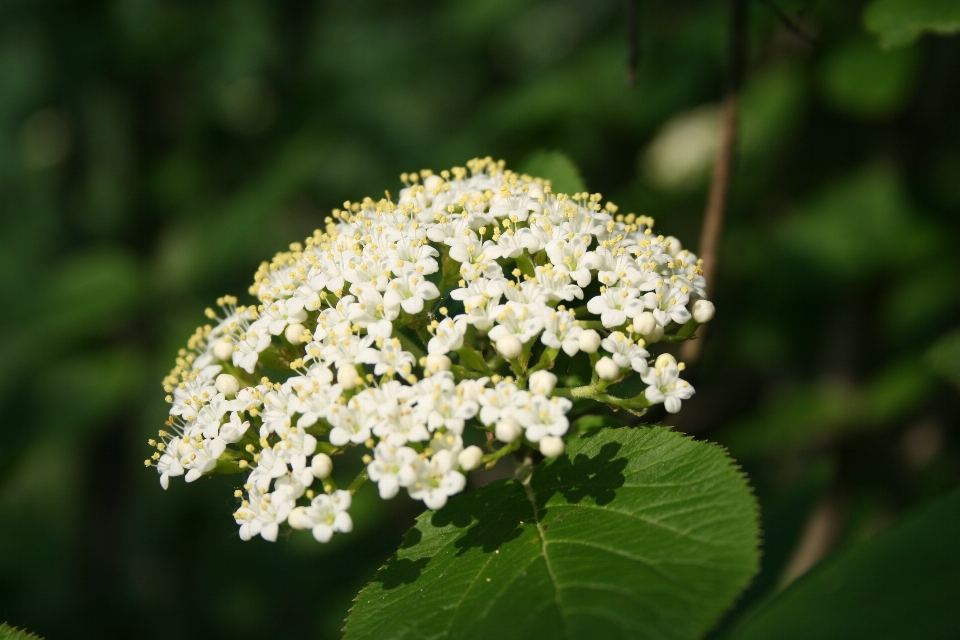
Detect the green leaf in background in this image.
<box><xmin>718</xmin><ymin>358</ymin><xmax>935</xmax><ymax>459</ymax></box>
<box><xmin>864</xmin><ymin>0</ymin><xmax>960</xmax><ymax>49</ymax></box>
<box><xmin>344</xmin><ymin>427</ymin><xmax>759</xmax><ymax>640</ymax></box>
<box><xmin>724</xmin><ymin>487</ymin><xmax>960</xmax><ymax>640</ymax></box>
<box><xmin>927</xmin><ymin>328</ymin><xmax>960</xmax><ymax>388</ymax></box>
<box><xmin>0</xmin><ymin>623</ymin><xmax>43</xmax><ymax>640</ymax></box>
<box><xmin>818</xmin><ymin>37</ymin><xmax>917</xmax><ymax>118</ymax></box>
<box><xmin>520</xmin><ymin>150</ymin><xmax>586</xmax><ymax>195</ymax></box>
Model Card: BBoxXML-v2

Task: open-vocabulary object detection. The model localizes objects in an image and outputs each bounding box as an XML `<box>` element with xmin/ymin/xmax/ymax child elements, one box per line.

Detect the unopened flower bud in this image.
<box><xmin>311</xmin><ymin>453</ymin><xmax>333</xmax><ymax>479</ymax></box>
<box><xmin>646</xmin><ymin>324</ymin><xmax>664</xmax><ymax>343</ymax></box>
<box><xmin>692</xmin><ymin>299</ymin><xmax>715</xmax><ymax>324</ymax></box>
<box><xmin>288</xmin><ymin>506</ymin><xmax>312</xmax><ymax>530</ymax></box>
<box><xmin>528</xmin><ymin>370</ymin><xmax>558</xmax><ymax>396</ymax></box>
<box><xmin>595</xmin><ymin>356</ymin><xmax>620</xmax><ymax>381</ymax></box>
<box><xmin>527</xmin><ymin>182</ymin><xmax>544</xmax><ymax>199</ymax></box>
<box><xmin>664</xmin><ymin>236</ymin><xmax>682</xmax><ymax>257</ymax></box>
<box><xmin>338</xmin><ymin>364</ymin><xmax>360</xmax><ymax>390</ymax></box>
<box><xmin>578</xmin><ymin>330</ymin><xmax>601</xmax><ymax>353</ymax></box>
<box><xmin>496</xmin><ymin>335</ymin><xmax>523</xmax><ymax>360</ymax></box>
<box><xmin>539</xmin><ymin>436</ymin><xmax>565</xmax><ymax>458</ymax></box>
<box><xmin>458</xmin><ymin>446</ymin><xmax>484</xmax><ymax>471</ymax></box>
<box><xmin>284</xmin><ymin>323</ymin><xmax>306</xmax><ymax>344</ymax></box>
<box><xmin>424</xmin><ymin>174</ymin><xmax>444</xmax><ymax>192</ymax></box>
<box><xmin>495</xmin><ymin>418</ymin><xmax>522</xmax><ymax>443</ymax></box>
<box><xmin>425</xmin><ymin>353</ymin><xmax>452</xmax><ymax>374</ymax></box>
<box><xmin>215</xmin><ymin>373</ymin><xmax>240</xmax><ymax>396</ymax></box>
<box><xmin>213</xmin><ymin>339</ymin><xmax>234</xmax><ymax>361</ymax></box>
<box><xmin>655</xmin><ymin>353</ymin><xmax>677</xmax><ymax>369</ymax></box>
<box><xmin>632</xmin><ymin>311</ymin><xmax>658</xmax><ymax>337</ymax></box>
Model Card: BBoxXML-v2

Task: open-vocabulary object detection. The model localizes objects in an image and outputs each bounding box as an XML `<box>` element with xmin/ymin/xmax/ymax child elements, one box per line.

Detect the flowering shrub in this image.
<box><xmin>146</xmin><ymin>157</ymin><xmax>718</xmax><ymax>544</ymax></box>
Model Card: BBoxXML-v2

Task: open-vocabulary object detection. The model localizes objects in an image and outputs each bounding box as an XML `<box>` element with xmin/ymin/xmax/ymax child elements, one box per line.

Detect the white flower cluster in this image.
<box><xmin>146</xmin><ymin>157</ymin><xmax>713</xmax><ymax>544</ymax></box>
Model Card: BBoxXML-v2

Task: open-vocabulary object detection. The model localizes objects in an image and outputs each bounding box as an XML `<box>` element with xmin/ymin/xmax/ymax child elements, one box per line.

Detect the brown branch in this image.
<box><xmin>625</xmin><ymin>0</ymin><xmax>640</xmax><ymax>86</ymax></box>
<box><xmin>758</xmin><ymin>0</ymin><xmax>815</xmax><ymax>44</ymax></box>
<box><xmin>682</xmin><ymin>0</ymin><xmax>746</xmax><ymax>364</ymax></box>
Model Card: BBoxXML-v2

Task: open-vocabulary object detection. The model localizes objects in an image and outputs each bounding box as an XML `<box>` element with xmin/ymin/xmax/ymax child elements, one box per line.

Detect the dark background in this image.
<box><xmin>1</xmin><ymin>0</ymin><xmax>958</xmax><ymax>638</ymax></box>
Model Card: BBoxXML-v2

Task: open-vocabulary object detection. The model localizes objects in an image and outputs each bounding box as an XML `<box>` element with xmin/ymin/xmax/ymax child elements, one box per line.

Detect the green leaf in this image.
<box><xmin>724</xmin><ymin>487</ymin><xmax>960</xmax><ymax>639</ymax></box>
<box><xmin>0</xmin><ymin>623</ymin><xmax>43</xmax><ymax>640</ymax></box>
<box><xmin>864</xmin><ymin>0</ymin><xmax>960</xmax><ymax>49</ymax></box>
<box><xmin>819</xmin><ymin>37</ymin><xmax>917</xmax><ymax>118</ymax></box>
<box><xmin>520</xmin><ymin>150</ymin><xmax>587</xmax><ymax>195</ymax></box>
<box><xmin>927</xmin><ymin>328</ymin><xmax>960</xmax><ymax>388</ymax></box>
<box><xmin>344</xmin><ymin>427</ymin><xmax>759</xmax><ymax>640</ymax></box>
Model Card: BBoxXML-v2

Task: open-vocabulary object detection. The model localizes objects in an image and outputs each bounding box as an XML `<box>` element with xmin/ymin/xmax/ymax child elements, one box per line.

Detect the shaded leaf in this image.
<box><xmin>864</xmin><ymin>0</ymin><xmax>960</xmax><ymax>49</ymax></box>
<box><xmin>345</xmin><ymin>427</ymin><xmax>759</xmax><ymax>640</ymax></box>
<box><xmin>724</xmin><ymin>487</ymin><xmax>960</xmax><ymax>639</ymax></box>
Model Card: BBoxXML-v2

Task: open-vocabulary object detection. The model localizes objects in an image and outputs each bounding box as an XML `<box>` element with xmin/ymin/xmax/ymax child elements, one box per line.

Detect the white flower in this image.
<box><xmin>642</xmin><ymin>355</ymin><xmax>695</xmax><ymax>413</ymax></box>
<box><xmin>545</xmin><ymin>235</ymin><xmax>600</xmax><ymax>287</ymax></box>
<box><xmin>519</xmin><ymin>395</ymin><xmax>572</xmax><ymax>442</ymax></box>
<box><xmin>367</xmin><ymin>441</ymin><xmax>418</xmax><ymax>499</ymax></box>
<box><xmin>642</xmin><ymin>284</ymin><xmax>692</xmax><ymax>327</ymax></box>
<box><xmin>407</xmin><ymin>450</ymin><xmax>466</xmax><ymax>510</ymax></box>
<box><xmin>179</xmin><ymin>436</ymin><xmax>227</xmax><ymax>482</ymax></box>
<box><xmin>156</xmin><ymin>436</ymin><xmax>185</xmax><ymax>489</ymax></box>
<box><xmin>600</xmin><ymin>331</ymin><xmax>649</xmax><ymax>373</ymax></box>
<box><xmin>384</xmin><ymin>270</ymin><xmax>440</xmax><ymax>314</ymax></box>
<box><xmin>235</xmin><ymin>488</ymin><xmax>295</xmax><ymax>542</ymax></box>
<box><xmin>428</xmin><ymin>317</ymin><xmax>466</xmax><ymax>355</ymax></box>
<box><xmin>262</xmin><ymin>299</ymin><xmax>308</xmax><ymax>336</ymax></box>
<box><xmin>287</xmin><ymin>490</ymin><xmax>353</xmax><ymax>543</ymax></box>
<box><xmin>218</xmin><ymin>411</ymin><xmax>250</xmax><ymax>443</ymax></box>
<box><xmin>541</xmin><ymin>308</ymin><xmax>583</xmax><ymax>356</ymax></box>
<box><xmin>587</xmin><ymin>284</ymin><xmax>643</xmax><ymax>328</ymax></box>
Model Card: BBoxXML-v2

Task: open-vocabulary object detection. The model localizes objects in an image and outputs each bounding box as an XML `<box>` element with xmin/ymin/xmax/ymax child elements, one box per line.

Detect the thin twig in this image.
<box><xmin>625</xmin><ymin>0</ymin><xmax>640</xmax><ymax>86</ymax></box>
<box><xmin>758</xmin><ymin>0</ymin><xmax>815</xmax><ymax>44</ymax></box>
<box><xmin>682</xmin><ymin>0</ymin><xmax>746</xmax><ymax>364</ymax></box>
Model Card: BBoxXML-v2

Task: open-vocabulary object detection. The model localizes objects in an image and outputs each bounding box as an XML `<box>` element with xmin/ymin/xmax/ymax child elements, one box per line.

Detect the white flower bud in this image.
<box><xmin>578</xmin><ymin>329</ymin><xmax>601</xmax><ymax>354</ymax></box>
<box><xmin>495</xmin><ymin>418</ymin><xmax>522</xmax><ymax>443</ymax></box>
<box><xmin>311</xmin><ymin>453</ymin><xmax>333</xmax><ymax>479</ymax></box>
<box><xmin>539</xmin><ymin>436</ymin><xmax>565</xmax><ymax>458</ymax></box>
<box><xmin>528</xmin><ymin>370</ymin><xmax>558</xmax><ymax>396</ymax></box>
<box><xmin>646</xmin><ymin>324</ymin><xmax>664</xmax><ymax>343</ymax></box>
<box><xmin>284</xmin><ymin>323</ymin><xmax>306</xmax><ymax>345</ymax></box>
<box><xmin>337</xmin><ymin>364</ymin><xmax>360</xmax><ymax>390</ymax></box>
<box><xmin>632</xmin><ymin>311</ymin><xmax>658</xmax><ymax>337</ymax></box>
<box><xmin>595</xmin><ymin>356</ymin><xmax>620</xmax><ymax>381</ymax></box>
<box><xmin>288</xmin><ymin>506</ymin><xmax>312</xmax><ymax>530</ymax></box>
<box><xmin>213</xmin><ymin>338</ymin><xmax>234</xmax><ymax>361</ymax></box>
<box><xmin>215</xmin><ymin>373</ymin><xmax>240</xmax><ymax>396</ymax></box>
<box><xmin>424</xmin><ymin>174</ymin><xmax>444</xmax><ymax>192</ymax></box>
<box><xmin>526</xmin><ymin>182</ymin><xmax>544</xmax><ymax>199</ymax></box>
<box><xmin>664</xmin><ymin>236</ymin><xmax>682</xmax><ymax>257</ymax></box>
<box><xmin>655</xmin><ymin>353</ymin><xmax>677</xmax><ymax>369</ymax></box>
<box><xmin>458</xmin><ymin>446</ymin><xmax>484</xmax><ymax>471</ymax></box>
<box><xmin>425</xmin><ymin>353</ymin><xmax>452</xmax><ymax>374</ymax></box>
<box><xmin>496</xmin><ymin>335</ymin><xmax>523</xmax><ymax>360</ymax></box>
<box><xmin>692</xmin><ymin>299</ymin><xmax>715</xmax><ymax>324</ymax></box>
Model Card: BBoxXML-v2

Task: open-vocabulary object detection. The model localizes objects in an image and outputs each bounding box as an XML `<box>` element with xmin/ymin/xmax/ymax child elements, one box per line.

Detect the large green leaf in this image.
<box><xmin>864</xmin><ymin>0</ymin><xmax>960</xmax><ymax>49</ymax></box>
<box><xmin>724</xmin><ymin>487</ymin><xmax>960</xmax><ymax>640</ymax></box>
<box><xmin>344</xmin><ymin>427</ymin><xmax>760</xmax><ymax>640</ymax></box>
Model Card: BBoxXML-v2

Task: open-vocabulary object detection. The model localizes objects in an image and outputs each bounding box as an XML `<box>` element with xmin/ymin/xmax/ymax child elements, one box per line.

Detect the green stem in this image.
<box><xmin>348</xmin><ymin>469</ymin><xmax>369</xmax><ymax>496</ymax></box>
<box><xmin>552</xmin><ymin>385</ymin><xmax>652</xmax><ymax>412</ymax></box>
<box><xmin>481</xmin><ymin>439</ymin><xmax>521</xmax><ymax>468</ymax></box>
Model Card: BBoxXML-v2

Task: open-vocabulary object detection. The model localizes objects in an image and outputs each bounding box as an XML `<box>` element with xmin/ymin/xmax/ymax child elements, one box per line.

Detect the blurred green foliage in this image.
<box><xmin>0</xmin><ymin>0</ymin><xmax>958</xmax><ymax>638</ymax></box>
